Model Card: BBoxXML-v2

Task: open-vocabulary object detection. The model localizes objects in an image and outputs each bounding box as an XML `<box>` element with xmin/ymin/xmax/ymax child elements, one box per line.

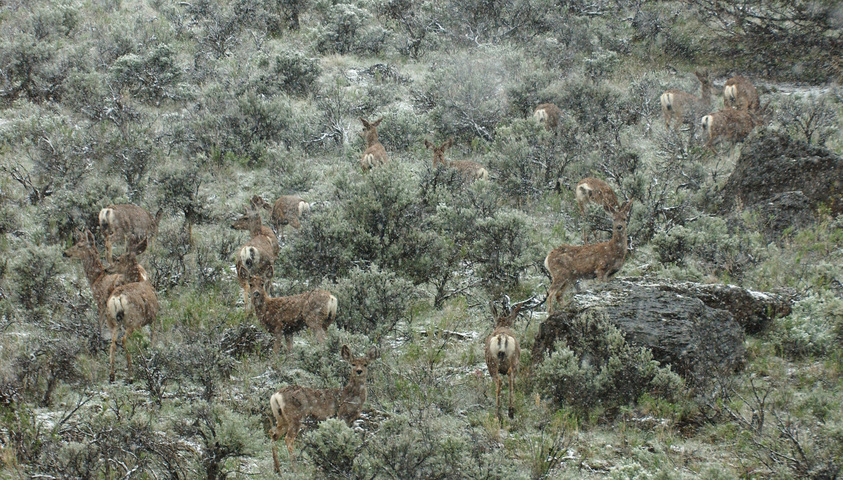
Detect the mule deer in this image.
<box><xmin>660</xmin><ymin>71</ymin><xmax>712</xmax><ymax>133</ymax></box>
<box><xmin>64</xmin><ymin>230</ymin><xmax>147</xmax><ymax>333</ymax></box>
<box><xmin>250</xmin><ymin>194</ymin><xmax>310</xmax><ymax>238</ymax></box>
<box><xmin>249</xmin><ymin>275</ymin><xmax>337</xmax><ymax>354</ymax></box>
<box><xmin>232</xmin><ymin>205</ymin><xmax>279</xmax><ymax>312</ymax></box>
<box><xmin>103</xmin><ymin>249</ymin><xmax>159</xmax><ymax>383</ymax></box>
<box><xmin>701</xmin><ymin>108</ymin><xmax>758</xmax><ymax>149</ymax></box>
<box><xmin>98</xmin><ymin>204</ymin><xmax>162</xmax><ymax>262</ymax></box>
<box><xmin>534</xmin><ymin>103</ymin><xmax>562</xmax><ymax>132</ymax></box>
<box><xmin>359</xmin><ymin>117</ymin><xmax>388</xmax><ymax>171</ymax></box>
<box><xmin>270</xmin><ymin>344</ymin><xmax>378</xmax><ymax>470</ymax></box>
<box><xmin>724</xmin><ymin>76</ymin><xmax>759</xmax><ymax>112</ymax></box>
<box><xmin>485</xmin><ymin>297</ymin><xmax>529</xmax><ymax>420</ymax></box>
<box><xmin>545</xmin><ymin>201</ymin><xmax>633</xmax><ymax>313</ymax></box>
<box><xmin>575</xmin><ymin>177</ymin><xmax>620</xmax><ymax>243</ymax></box>
<box><xmin>424</xmin><ymin>138</ymin><xmax>489</xmax><ymax>181</ymax></box>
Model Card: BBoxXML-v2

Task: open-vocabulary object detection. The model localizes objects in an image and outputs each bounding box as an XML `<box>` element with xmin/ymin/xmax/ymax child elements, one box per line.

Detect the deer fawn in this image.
<box><xmin>534</xmin><ymin>103</ymin><xmax>562</xmax><ymax>132</ymax></box>
<box><xmin>63</xmin><ymin>230</ymin><xmax>148</xmax><ymax>333</ymax></box>
<box><xmin>249</xmin><ymin>275</ymin><xmax>337</xmax><ymax>354</ymax></box>
<box><xmin>485</xmin><ymin>299</ymin><xmax>527</xmax><ymax>420</ymax></box>
<box><xmin>231</xmin><ymin>204</ymin><xmax>279</xmax><ymax>312</ymax></box>
<box><xmin>103</xmin><ymin>249</ymin><xmax>159</xmax><ymax>383</ymax></box>
<box><xmin>545</xmin><ymin>200</ymin><xmax>633</xmax><ymax>313</ymax></box>
<box><xmin>424</xmin><ymin>138</ymin><xmax>489</xmax><ymax>181</ymax></box>
<box><xmin>575</xmin><ymin>177</ymin><xmax>620</xmax><ymax>243</ymax></box>
<box><xmin>701</xmin><ymin>108</ymin><xmax>758</xmax><ymax>149</ymax></box>
<box><xmin>660</xmin><ymin>71</ymin><xmax>712</xmax><ymax>133</ymax></box>
<box><xmin>98</xmin><ymin>204</ymin><xmax>162</xmax><ymax>262</ymax></box>
<box><xmin>270</xmin><ymin>344</ymin><xmax>379</xmax><ymax>470</ymax></box>
<box><xmin>724</xmin><ymin>76</ymin><xmax>760</xmax><ymax>112</ymax></box>
<box><xmin>250</xmin><ymin>194</ymin><xmax>310</xmax><ymax>239</ymax></box>
<box><xmin>359</xmin><ymin>117</ymin><xmax>388</xmax><ymax>171</ymax></box>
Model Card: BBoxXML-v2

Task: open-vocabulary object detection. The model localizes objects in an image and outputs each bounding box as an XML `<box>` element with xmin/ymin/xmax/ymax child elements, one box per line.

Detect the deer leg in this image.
<box><xmin>104</xmin><ymin>235</ymin><xmax>113</xmax><ymax>263</ymax></box>
<box><xmin>109</xmin><ymin>328</ymin><xmax>117</xmax><ymax>382</ymax></box>
<box><xmin>124</xmin><ymin>327</ymin><xmax>133</xmax><ymax>383</ymax></box>
<box><xmin>508</xmin><ymin>371</ymin><xmax>516</xmax><ymax>419</ymax></box>
<box><xmin>285</xmin><ymin>421</ymin><xmax>300</xmax><ymax>466</ymax></box>
<box><xmin>285</xmin><ymin>334</ymin><xmax>293</xmax><ymax>356</ymax></box>
<box><xmin>495</xmin><ymin>374</ymin><xmax>502</xmax><ymax>421</ymax></box>
<box><xmin>315</xmin><ymin>327</ymin><xmax>326</xmax><ymax>343</ymax></box>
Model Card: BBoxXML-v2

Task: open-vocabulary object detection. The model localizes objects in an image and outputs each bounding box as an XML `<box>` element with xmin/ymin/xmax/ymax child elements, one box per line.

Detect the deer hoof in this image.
<box><xmin>508</xmin><ymin>407</ymin><xmax>515</xmax><ymax>419</ymax></box>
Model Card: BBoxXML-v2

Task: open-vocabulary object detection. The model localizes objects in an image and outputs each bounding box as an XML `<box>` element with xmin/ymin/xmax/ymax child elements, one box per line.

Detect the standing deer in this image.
<box><xmin>534</xmin><ymin>103</ymin><xmax>562</xmax><ymax>132</ymax></box>
<box><xmin>660</xmin><ymin>71</ymin><xmax>713</xmax><ymax>134</ymax></box>
<box><xmin>424</xmin><ymin>138</ymin><xmax>489</xmax><ymax>181</ymax></box>
<box><xmin>359</xmin><ymin>117</ymin><xmax>388</xmax><ymax>171</ymax></box>
<box><xmin>250</xmin><ymin>194</ymin><xmax>310</xmax><ymax>238</ymax></box>
<box><xmin>232</xmin><ymin>205</ymin><xmax>279</xmax><ymax>312</ymax></box>
<box><xmin>270</xmin><ymin>344</ymin><xmax>379</xmax><ymax>470</ymax></box>
<box><xmin>545</xmin><ymin>201</ymin><xmax>633</xmax><ymax>313</ymax></box>
<box><xmin>724</xmin><ymin>76</ymin><xmax>759</xmax><ymax>112</ymax></box>
<box><xmin>98</xmin><ymin>204</ymin><xmax>162</xmax><ymax>262</ymax></box>
<box><xmin>485</xmin><ymin>297</ymin><xmax>529</xmax><ymax>420</ymax></box>
<box><xmin>103</xmin><ymin>249</ymin><xmax>159</xmax><ymax>382</ymax></box>
<box><xmin>575</xmin><ymin>177</ymin><xmax>620</xmax><ymax>243</ymax></box>
<box><xmin>249</xmin><ymin>275</ymin><xmax>337</xmax><ymax>354</ymax></box>
<box><xmin>63</xmin><ymin>230</ymin><xmax>148</xmax><ymax>333</ymax></box>
<box><xmin>701</xmin><ymin>108</ymin><xmax>758</xmax><ymax>149</ymax></box>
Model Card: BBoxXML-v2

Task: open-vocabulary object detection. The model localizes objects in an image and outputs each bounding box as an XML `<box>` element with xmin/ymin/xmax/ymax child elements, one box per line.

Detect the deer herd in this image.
<box><xmin>62</xmin><ymin>71</ymin><xmax>764</xmax><ymax>471</ymax></box>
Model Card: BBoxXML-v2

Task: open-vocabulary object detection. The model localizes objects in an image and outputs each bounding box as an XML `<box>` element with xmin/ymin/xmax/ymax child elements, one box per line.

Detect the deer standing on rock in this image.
<box><xmin>98</xmin><ymin>204</ymin><xmax>162</xmax><ymax>262</ymax></box>
<box><xmin>660</xmin><ymin>71</ymin><xmax>712</xmax><ymax>136</ymax></box>
<box><xmin>485</xmin><ymin>298</ymin><xmax>530</xmax><ymax>421</ymax></box>
<box><xmin>270</xmin><ymin>344</ymin><xmax>378</xmax><ymax>470</ymax></box>
<box><xmin>250</xmin><ymin>194</ymin><xmax>310</xmax><ymax>239</ymax></box>
<box><xmin>575</xmin><ymin>177</ymin><xmax>620</xmax><ymax>243</ymax></box>
<box><xmin>545</xmin><ymin>201</ymin><xmax>633</xmax><ymax>313</ymax></box>
<box><xmin>249</xmin><ymin>275</ymin><xmax>337</xmax><ymax>355</ymax></box>
<box><xmin>724</xmin><ymin>76</ymin><xmax>760</xmax><ymax>112</ymax></box>
<box><xmin>534</xmin><ymin>103</ymin><xmax>562</xmax><ymax>132</ymax></box>
<box><xmin>232</xmin><ymin>204</ymin><xmax>279</xmax><ymax>312</ymax></box>
<box><xmin>64</xmin><ymin>230</ymin><xmax>148</xmax><ymax>334</ymax></box>
<box><xmin>424</xmin><ymin>138</ymin><xmax>489</xmax><ymax>181</ymax></box>
<box><xmin>701</xmin><ymin>108</ymin><xmax>758</xmax><ymax>149</ymax></box>
<box><xmin>103</xmin><ymin>248</ymin><xmax>158</xmax><ymax>383</ymax></box>
<box><xmin>359</xmin><ymin>117</ymin><xmax>388</xmax><ymax>171</ymax></box>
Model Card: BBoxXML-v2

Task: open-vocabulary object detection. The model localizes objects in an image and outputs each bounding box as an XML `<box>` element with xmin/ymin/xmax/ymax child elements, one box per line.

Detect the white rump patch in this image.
<box><xmin>326</xmin><ymin>294</ymin><xmax>338</xmax><ymax>319</ymax></box>
<box><xmin>701</xmin><ymin>115</ymin><xmax>713</xmax><ymax>133</ymax></box>
<box><xmin>239</xmin><ymin>246</ymin><xmax>258</xmax><ymax>268</ymax></box>
<box><xmin>576</xmin><ymin>183</ymin><xmax>593</xmax><ymax>203</ymax></box>
<box><xmin>533</xmin><ymin>108</ymin><xmax>548</xmax><ymax>123</ymax></box>
<box><xmin>489</xmin><ymin>333</ymin><xmax>516</xmax><ymax>359</ymax></box>
<box><xmin>298</xmin><ymin>201</ymin><xmax>310</xmax><ymax>215</ymax></box>
<box><xmin>99</xmin><ymin>208</ymin><xmax>115</xmax><ymax>229</ymax></box>
<box><xmin>660</xmin><ymin>92</ymin><xmax>673</xmax><ymax>111</ymax></box>
<box><xmin>724</xmin><ymin>85</ymin><xmax>737</xmax><ymax>103</ymax></box>
<box><xmin>107</xmin><ymin>295</ymin><xmax>126</xmax><ymax>320</ymax></box>
<box><xmin>270</xmin><ymin>391</ymin><xmax>285</xmax><ymax>419</ymax></box>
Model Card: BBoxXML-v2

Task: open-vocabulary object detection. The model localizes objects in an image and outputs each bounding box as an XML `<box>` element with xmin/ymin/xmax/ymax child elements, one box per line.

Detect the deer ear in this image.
<box><xmin>490</xmin><ymin>301</ymin><xmax>499</xmax><ymax>321</ymax></box>
<box><xmin>367</xmin><ymin>346</ymin><xmax>379</xmax><ymax>361</ymax></box>
<box><xmin>85</xmin><ymin>229</ymin><xmax>96</xmax><ymax>245</ymax></box>
<box><xmin>444</xmin><ymin>138</ymin><xmax>454</xmax><ymax>149</ymax></box>
<box><xmin>359</xmin><ymin>117</ymin><xmax>369</xmax><ymax>127</ymax></box>
<box><xmin>341</xmin><ymin>344</ymin><xmax>352</xmax><ymax>361</ymax></box>
<box><xmin>373</xmin><ymin>117</ymin><xmax>383</xmax><ymax>127</ymax></box>
<box><xmin>424</xmin><ymin>139</ymin><xmax>433</xmax><ymax>149</ymax></box>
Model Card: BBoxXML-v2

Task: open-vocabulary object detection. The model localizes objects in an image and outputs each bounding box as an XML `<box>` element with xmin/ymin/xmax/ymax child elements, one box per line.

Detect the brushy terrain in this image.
<box><xmin>0</xmin><ymin>0</ymin><xmax>842</xmax><ymax>478</ymax></box>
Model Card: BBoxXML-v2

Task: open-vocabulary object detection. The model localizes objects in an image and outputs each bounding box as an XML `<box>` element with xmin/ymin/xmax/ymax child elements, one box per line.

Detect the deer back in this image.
<box><xmin>99</xmin><ymin>204</ymin><xmax>157</xmax><ymax>242</ymax></box>
<box><xmin>575</xmin><ymin>177</ymin><xmax>619</xmax><ymax>214</ymax></box>
<box><xmin>701</xmin><ymin>108</ymin><xmax>757</xmax><ymax>146</ymax></box>
<box><xmin>724</xmin><ymin>76</ymin><xmax>759</xmax><ymax>112</ymax></box>
<box><xmin>485</xmin><ymin>303</ymin><xmax>522</xmax><ymax>375</ymax></box>
<box><xmin>360</xmin><ymin>117</ymin><xmax>388</xmax><ymax>170</ymax></box>
<box><xmin>107</xmin><ymin>280</ymin><xmax>159</xmax><ymax>330</ymax></box>
<box><xmin>534</xmin><ymin>103</ymin><xmax>561</xmax><ymax>131</ymax></box>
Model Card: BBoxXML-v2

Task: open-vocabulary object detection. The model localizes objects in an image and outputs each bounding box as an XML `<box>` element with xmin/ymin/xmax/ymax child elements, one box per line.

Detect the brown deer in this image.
<box><xmin>484</xmin><ymin>297</ymin><xmax>530</xmax><ymax>420</ymax></box>
<box><xmin>575</xmin><ymin>177</ymin><xmax>620</xmax><ymax>243</ymax></box>
<box><xmin>98</xmin><ymin>204</ymin><xmax>162</xmax><ymax>262</ymax></box>
<box><xmin>724</xmin><ymin>76</ymin><xmax>760</xmax><ymax>112</ymax></box>
<box><xmin>545</xmin><ymin>200</ymin><xmax>633</xmax><ymax>313</ymax></box>
<box><xmin>232</xmin><ymin>205</ymin><xmax>279</xmax><ymax>312</ymax></box>
<box><xmin>250</xmin><ymin>194</ymin><xmax>310</xmax><ymax>238</ymax></box>
<box><xmin>424</xmin><ymin>138</ymin><xmax>489</xmax><ymax>181</ymax></box>
<box><xmin>359</xmin><ymin>117</ymin><xmax>388</xmax><ymax>171</ymax></box>
<box><xmin>701</xmin><ymin>108</ymin><xmax>758</xmax><ymax>149</ymax></box>
<box><xmin>64</xmin><ymin>230</ymin><xmax>147</xmax><ymax>333</ymax></box>
<box><xmin>103</xmin><ymin>249</ymin><xmax>159</xmax><ymax>382</ymax></box>
<box><xmin>659</xmin><ymin>71</ymin><xmax>713</xmax><ymax>132</ymax></box>
<box><xmin>249</xmin><ymin>275</ymin><xmax>337</xmax><ymax>354</ymax></box>
<box><xmin>270</xmin><ymin>344</ymin><xmax>378</xmax><ymax>470</ymax></box>
<box><xmin>534</xmin><ymin>103</ymin><xmax>562</xmax><ymax>132</ymax></box>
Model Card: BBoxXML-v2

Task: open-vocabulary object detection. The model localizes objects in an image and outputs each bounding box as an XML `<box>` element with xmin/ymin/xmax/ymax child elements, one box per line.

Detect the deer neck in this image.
<box><xmin>364</xmin><ymin>130</ymin><xmax>379</xmax><ymax>147</ymax></box>
<box><xmin>79</xmin><ymin>249</ymin><xmax>107</xmax><ymax>287</ymax></box>
<box><xmin>699</xmin><ymin>81</ymin><xmax>712</xmax><ymax>106</ymax></box>
<box><xmin>341</xmin><ymin>376</ymin><xmax>367</xmax><ymax>407</ymax></box>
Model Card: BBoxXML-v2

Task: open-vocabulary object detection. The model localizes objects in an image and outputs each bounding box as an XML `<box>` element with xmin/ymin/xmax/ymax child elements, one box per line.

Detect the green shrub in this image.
<box><xmin>255</xmin><ymin>47</ymin><xmax>321</xmax><ymax>97</ymax></box>
<box><xmin>772</xmin><ymin>292</ymin><xmax>843</xmax><ymax>359</ymax></box>
<box><xmin>333</xmin><ymin>265</ymin><xmax>419</xmax><ymax>339</ymax></box>
<box><xmin>109</xmin><ymin>44</ymin><xmax>181</xmax><ymax>103</ymax></box>
<box><xmin>535</xmin><ymin>310</ymin><xmax>684</xmax><ymax>413</ymax></box>
<box><xmin>302</xmin><ymin>418</ymin><xmax>364</xmax><ymax>479</ymax></box>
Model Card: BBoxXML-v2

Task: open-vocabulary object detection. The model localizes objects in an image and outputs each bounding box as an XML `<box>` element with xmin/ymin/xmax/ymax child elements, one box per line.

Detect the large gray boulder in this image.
<box><xmin>532</xmin><ymin>278</ymin><xmax>792</xmax><ymax>383</ymax></box>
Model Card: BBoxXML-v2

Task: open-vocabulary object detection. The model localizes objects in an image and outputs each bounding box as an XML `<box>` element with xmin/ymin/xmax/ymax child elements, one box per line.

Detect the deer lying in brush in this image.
<box><xmin>575</xmin><ymin>177</ymin><xmax>620</xmax><ymax>243</ymax></box>
<box><xmin>98</xmin><ymin>204</ymin><xmax>162</xmax><ymax>262</ymax></box>
<box><xmin>660</xmin><ymin>71</ymin><xmax>712</xmax><ymax>133</ymax></box>
<box><xmin>103</xmin><ymin>248</ymin><xmax>158</xmax><ymax>383</ymax></box>
<box><xmin>484</xmin><ymin>297</ymin><xmax>531</xmax><ymax>420</ymax></box>
<box><xmin>250</xmin><ymin>194</ymin><xmax>310</xmax><ymax>238</ymax></box>
<box><xmin>701</xmin><ymin>108</ymin><xmax>758</xmax><ymax>149</ymax></box>
<box><xmin>64</xmin><ymin>230</ymin><xmax>148</xmax><ymax>333</ymax></box>
<box><xmin>359</xmin><ymin>117</ymin><xmax>388</xmax><ymax>171</ymax></box>
<box><xmin>249</xmin><ymin>275</ymin><xmax>337</xmax><ymax>354</ymax></box>
<box><xmin>534</xmin><ymin>103</ymin><xmax>562</xmax><ymax>132</ymax></box>
<box><xmin>424</xmin><ymin>138</ymin><xmax>489</xmax><ymax>181</ymax></box>
<box><xmin>232</xmin><ymin>205</ymin><xmax>279</xmax><ymax>312</ymax></box>
<box><xmin>724</xmin><ymin>75</ymin><xmax>759</xmax><ymax>112</ymax></box>
<box><xmin>270</xmin><ymin>344</ymin><xmax>378</xmax><ymax>469</ymax></box>
<box><xmin>545</xmin><ymin>200</ymin><xmax>633</xmax><ymax>313</ymax></box>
